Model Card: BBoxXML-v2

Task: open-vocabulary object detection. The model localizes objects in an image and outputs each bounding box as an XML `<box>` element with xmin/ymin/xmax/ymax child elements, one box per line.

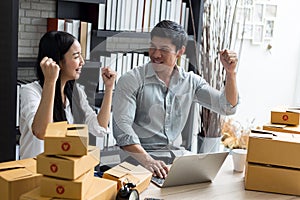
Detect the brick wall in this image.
<box><xmin>18</xmin><ymin>0</ymin><xmax>56</xmax><ymax>58</ymax></box>
<box><xmin>17</xmin><ymin>0</ymin><xmax>150</xmax><ymax>80</ymax></box>
<box><xmin>18</xmin><ymin>0</ymin><xmax>56</xmax><ymax>80</ymax></box>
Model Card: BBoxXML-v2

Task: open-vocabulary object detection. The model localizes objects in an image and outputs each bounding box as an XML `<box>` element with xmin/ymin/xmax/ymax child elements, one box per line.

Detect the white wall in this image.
<box><xmin>232</xmin><ymin>0</ymin><xmax>300</xmax><ymax>126</ymax></box>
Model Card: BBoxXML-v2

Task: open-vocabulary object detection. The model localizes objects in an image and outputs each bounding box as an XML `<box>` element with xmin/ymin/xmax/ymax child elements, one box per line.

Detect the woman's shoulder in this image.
<box><xmin>19</xmin><ymin>81</ymin><xmax>42</xmax><ymax>100</ymax></box>
<box><xmin>21</xmin><ymin>81</ymin><xmax>41</xmax><ymax>92</ymax></box>
<box><xmin>74</xmin><ymin>82</ymin><xmax>88</xmax><ymax>97</ymax></box>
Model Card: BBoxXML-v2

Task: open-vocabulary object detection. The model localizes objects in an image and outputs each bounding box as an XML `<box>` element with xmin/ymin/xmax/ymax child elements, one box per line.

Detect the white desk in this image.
<box><xmin>140</xmin><ymin>155</ymin><xmax>300</xmax><ymax>200</ymax></box>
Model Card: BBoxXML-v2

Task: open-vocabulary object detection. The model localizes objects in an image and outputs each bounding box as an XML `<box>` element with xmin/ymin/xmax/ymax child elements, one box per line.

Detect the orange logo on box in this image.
<box><xmin>56</xmin><ymin>185</ymin><xmax>65</xmax><ymax>194</ymax></box>
<box><xmin>50</xmin><ymin>164</ymin><xmax>58</xmax><ymax>173</ymax></box>
<box><xmin>282</xmin><ymin>115</ymin><xmax>289</xmax><ymax>121</ymax></box>
<box><xmin>61</xmin><ymin>142</ymin><xmax>71</xmax><ymax>151</ymax></box>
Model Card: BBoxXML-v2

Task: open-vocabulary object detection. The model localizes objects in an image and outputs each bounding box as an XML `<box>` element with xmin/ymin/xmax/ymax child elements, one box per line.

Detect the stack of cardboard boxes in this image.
<box><xmin>263</xmin><ymin>108</ymin><xmax>300</xmax><ymax>134</ymax></box>
<box><xmin>20</xmin><ymin>121</ymin><xmax>117</xmax><ymax>199</ymax></box>
<box><xmin>0</xmin><ymin>121</ymin><xmax>152</xmax><ymax>199</ymax></box>
<box><xmin>245</xmin><ymin>109</ymin><xmax>300</xmax><ymax>196</ymax></box>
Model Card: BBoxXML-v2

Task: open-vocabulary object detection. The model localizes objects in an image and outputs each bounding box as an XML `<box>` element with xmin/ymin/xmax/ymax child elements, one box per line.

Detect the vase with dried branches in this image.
<box><xmin>196</xmin><ymin>0</ymin><xmax>240</xmax><ymax>152</ymax></box>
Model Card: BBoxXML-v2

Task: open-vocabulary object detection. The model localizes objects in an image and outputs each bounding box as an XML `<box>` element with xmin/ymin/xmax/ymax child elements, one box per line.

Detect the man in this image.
<box><xmin>112</xmin><ymin>20</ymin><xmax>238</xmax><ymax>178</ymax></box>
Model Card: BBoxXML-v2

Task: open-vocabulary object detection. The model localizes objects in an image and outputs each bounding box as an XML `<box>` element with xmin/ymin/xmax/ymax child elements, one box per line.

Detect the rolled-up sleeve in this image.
<box><xmin>77</xmin><ymin>84</ymin><xmax>110</xmax><ymax>137</ymax></box>
<box><xmin>194</xmin><ymin>76</ymin><xmax>238</xmax><ymax>115</ymax></box>
<box><xmin>112</xmin><ymin>73</ymin><xmax>141</xmax><ymax>146</ymax></box>
<box><xmin>219</xmin><ymin>88</ymin><xmax>238</xmax><ymax>115</ymax></box>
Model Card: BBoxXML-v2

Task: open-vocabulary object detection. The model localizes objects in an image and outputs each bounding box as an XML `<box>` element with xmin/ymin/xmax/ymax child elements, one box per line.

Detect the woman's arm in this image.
<box><xmin>97</xmin><ymin>67</ymin><xmax>117</xmax><ymax>128</ymax></box>
<box><xmin>32</xmin><ymin>57</ymin><xmax>60</xmax><ymax>139</ymax></box>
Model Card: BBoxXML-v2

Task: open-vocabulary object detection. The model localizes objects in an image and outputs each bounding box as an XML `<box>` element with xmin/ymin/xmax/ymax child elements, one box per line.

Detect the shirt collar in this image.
<box><xmin>145</xmin><ymin>62</ymin><xmax>185</xmax><ymax>80</ymax></box>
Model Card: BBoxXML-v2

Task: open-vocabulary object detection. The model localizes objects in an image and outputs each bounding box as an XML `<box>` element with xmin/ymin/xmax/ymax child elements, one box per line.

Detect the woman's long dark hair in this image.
<box><xmin>36</xmin><ymin>31</ymin><xmax>84</xmax><ymax>123</ymax></box>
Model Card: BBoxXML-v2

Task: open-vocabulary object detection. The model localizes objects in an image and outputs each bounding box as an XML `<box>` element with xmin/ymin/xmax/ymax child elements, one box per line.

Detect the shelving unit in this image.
<box><xmin>56</xmin><ymin>0</ymin><xmax>204</xmax><ymax>152</ymax></box>
<box><xmin>96</xmin><ymin>30</ymin><xmax>150</xmax><ymax>38</ymax></box>
<box><xmin>55</xmin><ymin>0</ymin><xmax>204</xmax><ymax>117</ymax></box>
<box><xmin>57</xmin><ymin>0</ymin><xmax>203</xmax><ymax>70</ymax></box>
<box><xmin>0</xmin><ymin>0</ymin><xmax>18</xmax><ymax>162</ymax></box>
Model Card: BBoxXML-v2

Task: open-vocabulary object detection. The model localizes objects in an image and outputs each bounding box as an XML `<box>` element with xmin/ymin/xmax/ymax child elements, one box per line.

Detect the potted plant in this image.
<box><xmin>221</xmin><ymin>117</ymin><xmax>253</xmax><ymax>150</ymax></box>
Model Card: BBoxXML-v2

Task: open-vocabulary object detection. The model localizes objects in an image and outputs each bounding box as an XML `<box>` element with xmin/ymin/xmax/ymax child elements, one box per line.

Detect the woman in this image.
<box><xmin>19</xmin><ymin>31</ymin><xmax>116</xmax><ymax>159</ymax></box>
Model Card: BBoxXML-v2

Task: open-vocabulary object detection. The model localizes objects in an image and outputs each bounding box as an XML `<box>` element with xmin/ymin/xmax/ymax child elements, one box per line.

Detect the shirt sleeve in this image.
<box><xmin>112</xmin><ymin>73</ymin><xmax>141</xmax><ymax>146</ymax></box>
<box><xmin>19</xmin><ymin>82</ymin><xmax>45</xmax><ymax>159</ymax></box>
<box><xmin>76</xmin><ymin>84</ymin><xmax>110</xmax><ymax>137</ymax></box>
<box><xmin>20</xmin><ymin>83</ymin><xmax>42</xmax><ymax>135</ymax></box>
<box><xmin>193</xmin><ymin>75</ymin><xmax>238</xmax><ymax>115</ymax></box>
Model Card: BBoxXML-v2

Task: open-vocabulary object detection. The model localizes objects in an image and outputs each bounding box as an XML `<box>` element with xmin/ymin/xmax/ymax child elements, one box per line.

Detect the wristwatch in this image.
<box><xmin>116</xmin><ymin>182</ymin><xmax>139</xmax><ymax>200</ymax></box>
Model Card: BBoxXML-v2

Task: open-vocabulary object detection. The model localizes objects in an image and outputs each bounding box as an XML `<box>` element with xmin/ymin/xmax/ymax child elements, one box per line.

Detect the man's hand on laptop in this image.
<box><xmin>122</xmin><ymin>144</ymin><xmax>169</xmax><ymax>178</ymax></box>
<box><xmin>143</xmin><ymin>158</ymin><xmax>169</xmax><ymax>178</ymax></box>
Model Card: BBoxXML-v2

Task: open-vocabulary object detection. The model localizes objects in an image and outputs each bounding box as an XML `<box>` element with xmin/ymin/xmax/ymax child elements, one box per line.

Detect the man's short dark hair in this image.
<box><xmin>150</xmin><ymin>20</ymin><xmax>188</xmax><ymax>51</ymax></box>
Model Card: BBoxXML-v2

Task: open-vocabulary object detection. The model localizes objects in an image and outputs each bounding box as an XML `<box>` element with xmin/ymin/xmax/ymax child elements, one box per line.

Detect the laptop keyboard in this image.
<box><xmin>151</xmin><ymin>176</ymin><xmax>165</xmax><ymax>187</ymax></box>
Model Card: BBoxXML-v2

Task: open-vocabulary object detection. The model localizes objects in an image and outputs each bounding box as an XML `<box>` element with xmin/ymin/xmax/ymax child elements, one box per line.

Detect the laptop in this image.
<box><xmin>151</xmin><ymin>151</ymin><xmax>229</xmax><ymax>188</ymax></box>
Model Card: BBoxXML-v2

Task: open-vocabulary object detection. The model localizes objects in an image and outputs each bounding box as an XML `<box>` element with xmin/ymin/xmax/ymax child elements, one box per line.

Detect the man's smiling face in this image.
<box><xmin>149</xmin><ymin>36</ymin><xmax>180</xmax><ymax>71</ymax></box>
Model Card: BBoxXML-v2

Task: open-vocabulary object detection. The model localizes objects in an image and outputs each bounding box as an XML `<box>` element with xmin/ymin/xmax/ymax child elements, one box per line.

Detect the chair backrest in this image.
<box><xmin>181</xmin><ymin>102</ymin><xmax>200</xmax><ymax>153</ymax></box>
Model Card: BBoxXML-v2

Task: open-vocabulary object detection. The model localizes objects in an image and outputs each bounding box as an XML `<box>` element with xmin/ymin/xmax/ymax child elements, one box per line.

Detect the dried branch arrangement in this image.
<box><xmin>199</xmin><ymin>0</ymin><xmax>239</xmax><ymax>138</ymax></box>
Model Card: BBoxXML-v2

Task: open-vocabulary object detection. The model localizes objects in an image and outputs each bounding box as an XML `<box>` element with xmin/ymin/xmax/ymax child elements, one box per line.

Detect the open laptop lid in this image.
<box><xmin>162</xmin><ymin>151</ymin><xmax>229</xmax><ymax>187</ymax></box>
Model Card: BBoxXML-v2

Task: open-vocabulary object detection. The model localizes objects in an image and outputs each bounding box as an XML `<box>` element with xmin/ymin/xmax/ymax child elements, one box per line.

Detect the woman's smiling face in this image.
<box><xmin>59</xmin><ymin>40</ymin><xmax>85</xmax><ymax>82</ymax></box>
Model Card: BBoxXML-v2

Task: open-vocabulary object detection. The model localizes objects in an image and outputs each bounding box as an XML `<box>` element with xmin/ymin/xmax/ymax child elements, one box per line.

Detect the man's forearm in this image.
<box><xmin>225</xmin><ymin>72</ymin><xmax>238</xmax><ymax>107</ymax></box>
<box><xmin>122</xmin><ymin>144</ymin><xmax>169</xmax><ymax>178</ymax></box>
<box><xmin>122</xmin><ymin>144</ymin><xmax>153</xmax><ymax>164</ymax></box>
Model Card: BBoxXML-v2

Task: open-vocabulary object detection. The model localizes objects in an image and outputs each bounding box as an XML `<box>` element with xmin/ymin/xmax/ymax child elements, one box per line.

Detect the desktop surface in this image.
<box><xmin>140</xmin><ymin>155</ymin><xmax>300</xmax><ymax>200</ymax></box>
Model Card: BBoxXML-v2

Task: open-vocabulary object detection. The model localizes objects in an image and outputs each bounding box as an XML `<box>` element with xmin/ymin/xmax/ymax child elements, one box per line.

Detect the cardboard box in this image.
<box><xmin>44</xmin><ymin>121</ymin><xmax>89</xmax><ymax>156</ymax></box>
<box><xmin>263</xmin><ymin>123</ymin><xmax>300</xmax><ymax>134</ymax></box>
<box><xmin>0</xmin><ymin>158</ymin><xmax>42</xmax><ymax>200</ymax></box>
<box><xmin>20</xmin><ymin>177</ymin><xmax>117</xmax><ymax>200</ymax></box>
<box><xmin>40</xmin><ymin>169</ymin><xmax>94</xmax><ymax>199</ymax></box>
<box><xmin>84</xmin><ymin>177</ymin><xmax>117</xmax><ymax>200</ymax></box>
<box><xmin>37</xmin><ymin>146</ymin><xmax>100</xmax><ymax>180</ymax></box>
<box><xmin>245</xmin><ymin>131</ymin><xmax>300</xmax><ymax>195</ymax></box>
<box><xmin>103</xmin><ymin>162</ymin><xmax>152</xmax><ymax>193</ymax></box>
<box><xmin>245</xmin><ymin>163</ymin><xmax>300</xmax><ymax>196</ymax></box>
<box><xmin>247</xmin><ymin>131</ymin><xmax>300</xmax><ymax>168</ymax></box>
<box><xmin>271</xmin><ymin>109</ymin><xmax>300</xmax><ymax>125</ymax></box>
